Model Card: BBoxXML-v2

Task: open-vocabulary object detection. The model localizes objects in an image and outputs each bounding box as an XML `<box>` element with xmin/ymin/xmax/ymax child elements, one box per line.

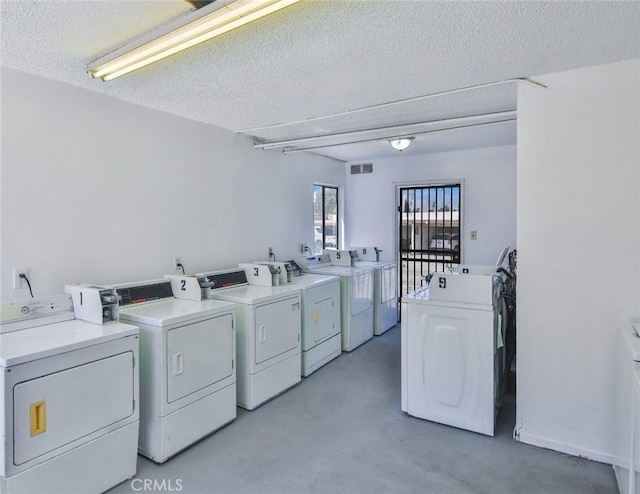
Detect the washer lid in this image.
<box><xmin>208</xmin><ymin>284</ymin><xmax>300</xmax><ymax>304</ymax></box>
<box><xmin>354</xmin><ymin>261</ymin><xmax>394</xmax><ymax>269</ymax></box>
<box><xmin>118</xmin><ymin>298</ymin><xmax>234</xmax><ymax>327</ymax></box>
<box><xmin>306</xmin><ymin>265</ymin><xmax>370</xmax><ymax>278</ymax></box>
<box><xmin>0</xmin><ymin>320</ymin><xmax>138</xmax><ymax>367</ymax></box>
<box><xmin>288</xmin><ymin>273</ymin><xmax>340</xmax><ymax>290</ymax></box>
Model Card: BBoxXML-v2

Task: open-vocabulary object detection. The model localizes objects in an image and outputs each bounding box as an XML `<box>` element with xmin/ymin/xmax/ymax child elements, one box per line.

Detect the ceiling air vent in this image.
<box><xmin>350</xmin><ymin>163</ymin><xmax>373</xmax><ymax>175</ymax></box>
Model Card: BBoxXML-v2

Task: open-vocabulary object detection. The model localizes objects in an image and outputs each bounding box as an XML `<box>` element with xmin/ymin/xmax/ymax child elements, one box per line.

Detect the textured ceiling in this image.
<box><xmin>1</xmin><ymin>0</ymin><xmax>639</xmax><ymax>162</ymax></box>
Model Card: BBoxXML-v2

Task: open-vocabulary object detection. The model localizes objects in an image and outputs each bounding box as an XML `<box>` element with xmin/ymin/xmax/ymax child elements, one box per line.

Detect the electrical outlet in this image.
<box><xmin>173</xmin><ymin>256</ymin><xmax>182</xmax><ymax>270</ymax></box>
<box><xmin>268</xmin><ymin>247</ymin><xmax>273</xmax><ymax>257</ymax></box>
<box><xmin>13</xmin><ymin>268</ymin><xmax>28</xmax><ymax>289</ymax></box>
<box><xmin>470</xmin><ymin>231</ymin><xmax>478</xmax><ymax>240</ymax></box>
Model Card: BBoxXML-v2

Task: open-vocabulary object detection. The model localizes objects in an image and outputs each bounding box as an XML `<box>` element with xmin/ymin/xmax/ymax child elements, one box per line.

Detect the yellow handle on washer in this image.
<box><xmin>30</xmin><ymin>400</ymin><xmax>46</xmax><ymax>436</ymax></box>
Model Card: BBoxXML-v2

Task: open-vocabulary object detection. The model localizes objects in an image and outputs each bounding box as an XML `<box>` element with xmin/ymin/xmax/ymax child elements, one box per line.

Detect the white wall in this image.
<box><xmin>344</xmin><ymin>146</ymin><xmax>517</xmax><ymax>264</ymax></box>
<box><xmin>516</xmin><ymin>59</ymin><xmax>640</xmax><ymax>462</ymax></box>
<box><xmin>0</xmin><ymin>67</ymin><xmax>345</xmax><ymax>301</ymax></box>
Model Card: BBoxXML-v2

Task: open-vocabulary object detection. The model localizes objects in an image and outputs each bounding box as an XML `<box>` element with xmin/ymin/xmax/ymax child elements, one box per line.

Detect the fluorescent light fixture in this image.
<box><xmin>388</xmin><ymin>137</ymin><xmax>414</xmax><ymax>151</ymax></box>
<box><xmin>89</xmin><ymin>0</ymin><xmax>301</xmax><ymax>81</ymax></box>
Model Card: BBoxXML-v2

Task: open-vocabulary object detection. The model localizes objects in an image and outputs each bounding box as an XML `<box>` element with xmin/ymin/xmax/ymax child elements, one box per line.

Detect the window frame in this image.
<box><xmin>313</xmin><ymin>184</ymin><xmax>340</xmax><ymax>253</ymax></box>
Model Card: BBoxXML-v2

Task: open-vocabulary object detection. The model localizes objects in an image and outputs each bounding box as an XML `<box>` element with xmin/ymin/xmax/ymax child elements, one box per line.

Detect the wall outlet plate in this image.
<box><xmin>13</xmin><ymin>268</ymin><xmax>28</xmax><ymax>289</ymax></box>
<box><xmin>173</xmin><ymin>256</ymin><xmax>181</xmax><ymax>270</ymax></box>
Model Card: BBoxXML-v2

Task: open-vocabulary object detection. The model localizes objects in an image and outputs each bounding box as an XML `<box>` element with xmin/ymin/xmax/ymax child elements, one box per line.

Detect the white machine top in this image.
<box><xmin>354</xmin><ymin>260</ymin><xmax>394</xmax><ymax>269</ymax></box>
<box><xmin>404</xmin><ymin>286</ymin><xmax>430</xmax><ymax>301</ymax></box>
<box><xmin>288</xmin><ymin>273</ymin><xmax>340</xmax><ymax>290</ymax></box>
<box><xmin>113</xmin><ymin>279</ymin><xmax>234</xmax><ymax>326</ymax></box>
<box><xmin>402</xmin><ymin>284</ymin><xmax>494</xmax><ymax>310</ymax></box>
<box><xmin>296</xmin><ymin>255</ymin><xmax>371</xmax><ymax>279</ymax></box>
<box><xmin>0</xmin><ymin>318</ymin><xmax>138</xmax><ymax>367</ymax></box>
<box><xmin>118</xmin><ymin>297</ymin><xmax>234</xmax><ymax>326</ymax></box>
<box><xmin>619</xmin><ymin>324</ymin><xmax>640</xmax><ymax>362</ymax></box>
<box><xmin>207</xmin><ymin>283</ymin><xmax>300</xmax><ymax>305</ymax></box>
<box><xmin>306</xmin><ymin>264</ymin><xmax>371</xmax><ymax>278</ymax></box>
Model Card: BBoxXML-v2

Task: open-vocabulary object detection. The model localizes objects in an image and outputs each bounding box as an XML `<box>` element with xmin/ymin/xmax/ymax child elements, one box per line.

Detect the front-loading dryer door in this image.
<box><xmin>166</xmin><ymin>314</ymin><xmax>234</xmax><ymax>403</ymax></box>
<box><xmin>254</xmin><ymin>296</ymin><xmax>300</xmax><ymax>366</ymax></box>
<box><xmin>302</xmin><ymin>281</ymin><xmax>340</xmax><ymax>351</ymax></box>
<box><xmin>13</xmin><ymin>352</ymin><xmax>134</xmax><ymax>465</ymax></box>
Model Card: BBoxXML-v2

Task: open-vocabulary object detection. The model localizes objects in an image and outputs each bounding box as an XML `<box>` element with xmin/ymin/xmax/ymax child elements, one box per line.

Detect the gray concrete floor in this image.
<box><xmin>109</xmin><ymin>326</ymin><xmax>617</xmax><ymax>494</ymax></box>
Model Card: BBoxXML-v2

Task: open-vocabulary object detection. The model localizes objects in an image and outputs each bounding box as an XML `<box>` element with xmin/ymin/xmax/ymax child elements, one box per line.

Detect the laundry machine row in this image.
<box><xmin>296</xmin><ymin>251</ymin><xmax>374</xmax><ymax>352</ymax></box>
<box><xmin>169</xmin><ymin>267</ymin><xmax>303</xmax><ymax>411</ymax></box>
<box><xmin>351</xmin><ymin>246</ymin><xmax>398</xmax><ymax>335</ymax></box>
<box><xmin>247</xmin><ymin>260</ymin><xmax>343</xmax><ymax>377</ymax></box>
<box><xmin>0</xmin><ymin>294</ymin><xmax>140</xmax><ymax>494</ymax></box>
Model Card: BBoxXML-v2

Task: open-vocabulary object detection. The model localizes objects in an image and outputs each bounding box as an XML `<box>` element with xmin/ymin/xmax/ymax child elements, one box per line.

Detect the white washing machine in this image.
<box><xmin>0</xmin><ymin>295</ymin><xmax>139</xmax><ymax>494</ymax></box>
<box><xmin>401</xmin><ymin>270</ymin><xmax>503</xmax><ymax>436</ymax></box>
<box><xmin>196</xmin><ymin>269</ymin><xmax>302</xmax><ymax>410</ymax></box>
<box><xmin>296</xmin><ymin>253</ymin><xmax>373</xmax><ymax>352</ymax></box>
<box><xmin>113</xmin><ymin>279</ymin><xmax>236</xmax><ymax>464</ymax></box>
<box><xmin>285</xmin><ymin>267</ymin><xmax>342</xmax><ymax>377</ymax></box>
<box><xmin>352</xmin><ymin>247</ymin><xmax>398</xmax><ymax>335</ymax></box>
<box><xmin>615</xmin><ymin>323</ymin><xmax>640</xmax><ymax>494</ymax></box>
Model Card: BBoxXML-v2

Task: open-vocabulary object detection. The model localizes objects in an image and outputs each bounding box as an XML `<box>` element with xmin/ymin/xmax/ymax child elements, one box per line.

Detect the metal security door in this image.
<box><xmin>399</xmin><ymin>184</ymin><xmax>461</xmax><ymax>297</ymax></box>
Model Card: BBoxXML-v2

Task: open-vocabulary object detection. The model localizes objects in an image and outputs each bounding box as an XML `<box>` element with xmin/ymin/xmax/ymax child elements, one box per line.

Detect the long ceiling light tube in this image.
<box><xmin>236</xmin><ymin>78</ymin><xmax>544</xmax><ymax>134</ymax></box>
<box><xmin>89</xmin><ymin>0</ymin><xmax>301</xmax><ymax>81</ymax></box>
<box><xmin>279</xmin><ymin>118</ymin><xmax>516</xmax><ymax>155</ymax></box>
<box><xmin>254</xmin><ymin>110</ymin><xmax>517</xmax><ymax>150</ymax></box>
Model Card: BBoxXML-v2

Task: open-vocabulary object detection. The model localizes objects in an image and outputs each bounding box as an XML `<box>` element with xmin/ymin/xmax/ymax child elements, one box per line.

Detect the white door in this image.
<box><xmin>254</xmin><ymin>297</ymin><xmax>300</xmax><ymax>365</ymax></box>
<box><xmin>166</xmin><ymin>314</ymin><xmax>234</xmax><ymax>403</ymax></box>
<box><xmin>13</xmin><ymin>352</ymin><xmax>134</xmax><ymax>465</ymax></box>
<box><xmin>406</xmin><ymin>304</ymin><xmax>495</xmax><ymax>436</ymax></box>
<box><xmin>302</xmin><ymin>281</ymin><xmax>340</xmax><ymax>351</ymax></box>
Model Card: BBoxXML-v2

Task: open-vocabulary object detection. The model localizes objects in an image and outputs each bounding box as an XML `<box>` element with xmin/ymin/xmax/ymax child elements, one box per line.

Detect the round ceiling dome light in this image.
<box><xmin>388</xmin><ymin>137</ymin><xmax>414</xmax><ymax>151</ymax></box>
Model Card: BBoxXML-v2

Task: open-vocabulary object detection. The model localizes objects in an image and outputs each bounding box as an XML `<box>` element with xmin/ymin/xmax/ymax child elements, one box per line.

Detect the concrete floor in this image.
<box><xmin>109</xmin><ymin>326</ymin><xmax>617</xmax><ymax>494</ymax></box>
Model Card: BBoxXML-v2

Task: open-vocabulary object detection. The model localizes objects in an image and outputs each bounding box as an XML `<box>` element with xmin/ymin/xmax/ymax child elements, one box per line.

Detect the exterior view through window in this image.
<box><xmin>313</xmin><ymin>185</ymin><xmax>339</xmax><ymax>253</ymax></box>
<box><xmin>399</xmin><ymin>184</ymin><xmax>461</xmax><ymax>296</ymax></box>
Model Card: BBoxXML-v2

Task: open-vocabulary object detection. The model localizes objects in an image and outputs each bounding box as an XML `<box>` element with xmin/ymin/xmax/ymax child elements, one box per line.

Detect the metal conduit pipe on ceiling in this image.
<box><xmin>254</xmin><ymin>111</ymin><xmax>517</xmax><ymax>151</ymax></box>
<box><xmin>236</xmin><ymin>77</ymin><xmax>545</xmax><ymax>136</ymax></box>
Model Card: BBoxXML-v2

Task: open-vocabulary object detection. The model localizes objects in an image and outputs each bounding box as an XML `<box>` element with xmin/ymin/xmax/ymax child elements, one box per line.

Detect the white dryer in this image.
<box><xmin>114</xmin><ymin>279</ymin><xmax>236</xmax><ymax>463</ymax></box>
<box><xmin>286</xmin><ymin>267</ymin><xmax>342</xmax><ymax>377</ymax></box>
<box><xmin>0</xmin><ymin>295</ymin><xmax>139</xmax><ymax>494</ymax></box>
<box><xmin>401</xmin><ymin>270</ymin><xmax>503</xmax><ymax>436</ymax></box>
<box><xmin>196</xmin><ymin>269</ymin><xmax>302</xmax><ymax>410</ymax></box>
<box><xmin>352</xmin><ymin>247</ymin><xmax>398</xmax><ymax>335</ymax></box>
<box><xmin>615</xmin><ymin>323</ymin><xmax>640</xmax><ymax>494</ymax></box>
<box><xmin>296</xmin><ymin>253</ymin><xmax>373</xmax><ymax>352</ymax></box>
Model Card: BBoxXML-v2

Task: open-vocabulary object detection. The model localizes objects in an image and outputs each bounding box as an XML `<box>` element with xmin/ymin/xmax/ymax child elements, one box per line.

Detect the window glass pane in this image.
<box><xmin>313</xmin><ymin>185</ymin><xmax>339</xmax><ymax>253</ymax></box>
<box><xmin>324</xmin><ymin>187</ymin><xmax>337</xmax><ymax>248</ymax></box>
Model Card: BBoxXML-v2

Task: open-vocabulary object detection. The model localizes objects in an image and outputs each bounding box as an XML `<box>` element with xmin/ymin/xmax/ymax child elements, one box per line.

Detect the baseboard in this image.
<box><xmin>514</xmin><ymin>428</ymin><xmax>614</xmax><ymax>465</ymax></box>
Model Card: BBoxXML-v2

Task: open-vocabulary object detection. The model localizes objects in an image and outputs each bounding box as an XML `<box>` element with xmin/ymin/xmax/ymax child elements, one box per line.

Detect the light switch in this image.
<box><xmin>470</xmin><ymin>231</ymin><xmax>478</xmax><ymax>240</ymax></box>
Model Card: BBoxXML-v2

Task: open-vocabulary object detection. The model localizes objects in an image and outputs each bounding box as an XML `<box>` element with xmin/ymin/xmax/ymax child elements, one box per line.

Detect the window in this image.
<box><xmin>398</xmin><ymin>184</ymin><xmax>461</xmax><ymax>296</ymax></box>
<box><xmin>313</xmin><ymin>184</ymin><xmax>339</xmax><ymax>253</ymax></box>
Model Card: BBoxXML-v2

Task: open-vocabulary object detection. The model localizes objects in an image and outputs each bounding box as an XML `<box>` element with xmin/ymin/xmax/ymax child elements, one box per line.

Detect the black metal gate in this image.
<box><xmin>399</xmin><ymin>184</ymin><xmax>461</xmax><ymax>296</ymax></box>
